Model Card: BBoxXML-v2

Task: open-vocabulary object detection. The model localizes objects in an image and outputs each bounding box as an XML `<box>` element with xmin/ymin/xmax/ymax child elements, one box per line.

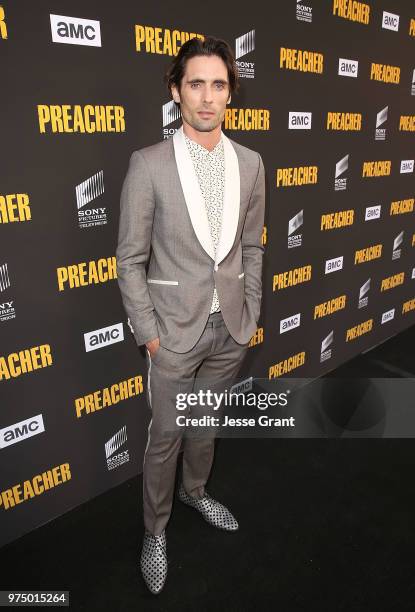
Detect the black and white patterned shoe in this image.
<box><xmin>177</xmin><ymin>483</ymin><xmax>239</xmax><ymax>531</ymax></box>
<box><xmin>140</xmin><ymin>529</ymin><xmax>168</xmax><ymax>594</ymax></box>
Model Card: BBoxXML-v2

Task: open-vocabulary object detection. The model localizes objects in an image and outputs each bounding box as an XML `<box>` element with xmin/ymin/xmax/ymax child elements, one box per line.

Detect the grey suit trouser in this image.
<box><xmin>143</xmin><ymin>310</ymin><xmax>249</xmax><ymax>536</ymax></box>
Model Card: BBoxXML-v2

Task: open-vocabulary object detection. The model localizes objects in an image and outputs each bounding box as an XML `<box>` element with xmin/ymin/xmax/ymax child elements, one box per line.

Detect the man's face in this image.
<box><xmin>171</xmin><ymin>54</ymin><xmax>231</xmax><ymax>133</ymax></box>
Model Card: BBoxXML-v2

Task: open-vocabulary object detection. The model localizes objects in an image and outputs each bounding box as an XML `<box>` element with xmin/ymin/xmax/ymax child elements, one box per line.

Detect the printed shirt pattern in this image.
<box><xmin>184</xmin><ymin>132</ymin><xmax>225</xmax><ymax>313</ymax></box>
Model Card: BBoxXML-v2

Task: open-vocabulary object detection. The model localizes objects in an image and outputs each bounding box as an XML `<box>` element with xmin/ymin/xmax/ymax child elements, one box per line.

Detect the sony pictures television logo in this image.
<box><xmin>105</xmin><ymin>425</ymin><xmax>129</xmax><ymax>471</ymax></box>
<box><xmin>375</xmin><ymin>106</ymin><xmax>388</xmax><ymax>141</ymax></box>
<box><xmin>411</xmin><ymin>69</ymin><xmax>415</xmax><ymax>95</ymax></box>
<box><xmin>288</xmin><ymin>209</ymin><xmax>303</xmax><ymax>248</ymax></box>
<box><xmin>320</xmin><ymin>330</ymin><xmax>333</xmax><ymax>363</ymax></box>
<box><xmin>334</xmin><ymin>154</ymin><xmax>348</xmax><ymax>191</ymax></box>
<box><xmin>358</xmin><ymin>278</ymin><xmax>371</xmax><ymax>309</ymax></box>
<box><xmin>162</xmin><ymin>99</ymin><xmax>181</xmax><ymax>139</ymax></box>
<box><xmin>296</xmin><ymin>0</ymin><xmax>312</xmax><ymax>23</ymax></box>
<box><xmin>392</xmin><ymin>231</ymin><xmax>404</xmax><ymax>260</ymax></box>
<box><xmin>50</xmin><ymin>14</ymin><xmax>101</xmax><ymax>47</ymax></box>
<box><xmin>0</xmin><ymin>262</ymin><xmax>16</xmax><ymax>323</ymax></box>
<box><xmin>75</xmin><ymin>170</ymin><xmax>106</xmax><ymax>228</ymax></box>
<box><xmin>235</xmin><ymin>30</ymin><xmax>255</xmax><ymax>79</ymax></box>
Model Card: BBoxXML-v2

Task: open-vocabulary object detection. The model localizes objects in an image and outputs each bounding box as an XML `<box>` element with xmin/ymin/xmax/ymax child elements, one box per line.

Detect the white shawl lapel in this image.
<box><xmin>172</xmin><ymin>125</ymin><xmax>240</xmax><ymax>266</ymax></box>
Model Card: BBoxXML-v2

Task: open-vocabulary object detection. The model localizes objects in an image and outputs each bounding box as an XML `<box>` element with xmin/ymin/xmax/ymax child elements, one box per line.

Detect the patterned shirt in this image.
<box><xmin>184</xmin><ymin>132</ymin><xmax>225</xmax><ymax>313</ymax></box>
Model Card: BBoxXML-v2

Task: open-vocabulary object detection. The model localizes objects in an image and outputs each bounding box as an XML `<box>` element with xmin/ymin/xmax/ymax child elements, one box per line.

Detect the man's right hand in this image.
<box><xmin>146</xmin><ymin>337</ymin><xmax>160</xmax><ymax>359</ymax></box>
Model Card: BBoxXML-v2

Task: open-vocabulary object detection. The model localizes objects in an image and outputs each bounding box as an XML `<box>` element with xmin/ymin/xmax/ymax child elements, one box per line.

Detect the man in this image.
<box><xmin>116</xmin><ymin>35</ymin><xmax>265</xmax><ymax>594</ymax></box>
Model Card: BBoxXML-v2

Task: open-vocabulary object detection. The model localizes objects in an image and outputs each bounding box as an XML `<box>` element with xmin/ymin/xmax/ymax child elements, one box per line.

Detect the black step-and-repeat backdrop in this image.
<box><xmin>1</xmin><ymin>0</ymin><xmax>414</xmax><ymax>547</ymax></box>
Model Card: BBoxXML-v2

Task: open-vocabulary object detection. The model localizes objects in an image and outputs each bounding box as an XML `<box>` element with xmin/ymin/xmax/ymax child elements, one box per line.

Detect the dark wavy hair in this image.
<box><xmin>165</xmin><ymin>36</ymin><xmax>240</xmax><ymax>98</ymax></box>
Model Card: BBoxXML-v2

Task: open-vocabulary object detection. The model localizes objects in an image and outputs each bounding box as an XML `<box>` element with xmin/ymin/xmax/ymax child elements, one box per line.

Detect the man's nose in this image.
<box><xmin>202</xmin><ymin>86</ymin><xmax>214</xmax><ymax>103</ymax></box>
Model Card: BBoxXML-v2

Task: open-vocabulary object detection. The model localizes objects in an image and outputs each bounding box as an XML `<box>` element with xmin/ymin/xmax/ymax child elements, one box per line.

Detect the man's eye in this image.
<box><xmin>191</xmin><ymin>83</ymin><xmax>200</xmax><ymax>88</ymax></box>
<box><xmin>216</xmin><ymin>83</ymin><xmax>224</xmax><ymax>89</ymax></box>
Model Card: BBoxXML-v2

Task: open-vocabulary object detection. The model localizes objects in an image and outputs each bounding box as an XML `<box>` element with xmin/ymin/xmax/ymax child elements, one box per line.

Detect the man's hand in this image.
<box><xmin>146</xmin><ymin>337</ymin><xmax>160</xmax><ymax>359</ymax></box>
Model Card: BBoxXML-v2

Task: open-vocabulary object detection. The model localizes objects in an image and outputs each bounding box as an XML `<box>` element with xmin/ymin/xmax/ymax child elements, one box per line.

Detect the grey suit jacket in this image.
<box><xmin>116</xmin><ymin>125</ymin><xmax>265</xmax><ymax>353</ymax></box>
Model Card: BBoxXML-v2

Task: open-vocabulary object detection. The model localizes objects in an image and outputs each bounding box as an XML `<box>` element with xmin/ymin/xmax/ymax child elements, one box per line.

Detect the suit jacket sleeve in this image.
<box><xmin>116</xmin><ymin>150</ymin><xmax>159</xmax><ymax>347</ymax></box>
<box><xmin>241</xmin><ymin>152</ymin><xmax>266</xmax><ymax>325</ymax></box>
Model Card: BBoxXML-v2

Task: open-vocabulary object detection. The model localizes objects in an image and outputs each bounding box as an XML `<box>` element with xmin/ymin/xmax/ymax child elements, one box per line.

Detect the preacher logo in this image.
<box><xmin>280</xmin><ymin>47</ymin><xmax>323</xmax><ymax>74</ymax></box>
<box><xmin>332</xmin><ymin>0</ymin><xmax>370</xmax><ymax>25</ymax></box>
<box><xmin>0</xmin><ymin>345</ymin><xmax>53</xmax><ymax>382</ymax></box>
<box><xmin>288</xmin><ymin>210</ymin><xmax>303</xmax><ymax>248</ymax></box>
<box><xmin>37</xmin><ymin>105</ymin><xmax>125</xmax><ymax>134</ymax></box>
<box><xmin>134</xmin><ymin>25</ymin><xmax>203</xmax><ymax>55</ymax></box>
<box><xmin>365</xmin><ymin>205</ymin><xmax>381</xmax><ymax>221</ymax></box>
<box><xmin>74</xmin><ymin>376</ymin><xmax>144</xmax><ymax>418</ymax></box>
<box><xmin>334</xmin><ymin>154</ymin><xmax>348</xmax><ymax>191</ymax></box>
<box><xmin>50</xmin><ymin>14</ymin><xmax>101</xmax><ymax>46</ymax></box>
<box><xmin>400</xmin><ymin>160</ymin><xmax>414</xmax><ymax>173</ymax></box>
<box><xmin>76</xmin><ymin>171</ymin><xmax>106</xmax><ymax>228</ymax></box>
<box><xmin>269</xmin><ymin>351</ymin><xmax>306</xmax><ymax>379</ymax></box>
<box><xmin>410</xmin><ymin>19</ymin><xmax>415</xmax><ymax>37</ymax></box>
<box><xmin>0</xmin><ymin>415</ymin><xmax>45</xmax><ymax>449</ymax></box>
<box><xmin>321</xmin><ymin>209</ymin><xmax>354</xmax><ymax>230</ymax></box>
<box><xmin>0</xmin><ymin>463</ymin><xmax>71</xmax><ymax>510</ymax></box>
<box><xmin>320</xmin><ymin>330</ymin><xmax>334</xmax><ymax>363</ymax></box>
<box><xmin>326</xmin><ymin>112</ymin><xmax>361</xmax><ymax>131</ymax></box>
<box><xmin>358</xmin><ymin>278</ymin><xmax>370</xmax><ymax>309</ymax></box>
<box><xmin>402</xmin><ymin>297</ymin><xmax>415</xmax><ymax>314</ymax></box>
<box><xmin>273</xmin><ymin>264</ymin><xmax>312</xmax><ymax>291</ymax></box>
<box><xmin>288</xmin><ymin>112</ymin><xmax>312</xmax><ymax>130</ymax></box>
<box><xmin>380</xmin><ymin>272</ymin><xmax>404</xmax><ymax>292</ymax></box>
<box><xmin>235</xmin><ymin>30</ymin><xmax>255</xmax><ymax>79</ymax></box>
<box><xmin>105</xmin><ymin>425</ymin><xmax>129</xmax><ymax>471</ymax></box>
<box><xmin>390</xmin><ymin>199</ymin><xmax>414</xmax><ymax>216</ymax></box>
<box><xmin>345</xmin><ymin>318</ymin><xmax>373</xmax><ymax>342</ymax></box>
<box><xmin>0</xmin><ymin>5</ymin><xmax>7</xmax><ymax>39</ymax></box>
<box><xmin>375</xmin><ymin>106</ymin><xmax>388</xmax><ymax>140</ymax></box>
<box><xmin>280</xmin><ymin>312</ymin><xmax>301</xmax><ymax>334</ymax></box>
<box><xmin>354</xmin><ymin>243</ymin><xmax>382</xmax><ymax>264</ymax></box>
<box><xmin>0</xmin><ymin>193</ymin><xmax>31</xmax><ymax>224</ymax></box>
<box><xmin>224</xmin><ymin>108</ymin><xmax>270</xmax><ymax>130</ymax></box>
<box><xmin>57</xmin><ymin>256</ymin><xmax>117</xmax><ymax>291</ymax></box>
<box><xmin>84</xmin><ymin>322</ymin><xmax>124</xmax><ymax>352</ymax></box>
<box><xmin>249</xmin><ymin>327</ymin><xmax>264</xmax><ymax>347</ymax></box>
<box><xmin>314</xmin><ymin>295</ymin><xmax>346</xmax><ymax>319</ymax></box>
<box><xmin>296</xmin><ymin>1</ymin><xmax>313</xmax><ymax>23</ymax></box>
<box><xmin>382</xmin><ymin>11</ymin><xmax>399</xmax><ymax>32</ymax></box>
<box><xmin>276</xmin><ymin>165</ymin><xmax>318</xmax><ymax>187</ymax></box>
<box><xmin>399</xmin><ymin>114</ymin><xmax>415</xmax><ymax>129</ymax></box>
<box><xmin>338</xmin><ymin>58</ymin><xmax>358</xmax><ymax>77</ymax></box>
<box><xmin>162</xmin><ymin>100</ymin><xmax>181</xmax><ymax>139</ymax></box>
<box><xmin>325</xmin><ymin>256</ymin><xmax>343</xmax><ymax>275</ymax></box>
<box><xmin>370</xmin><ymin>63</ymin><xmax>400</xmax><ymax>84</ymax></box>
<box><xmin>362</xmin><ymin>160</ymin><xmax>391</xmax><ymax>177</ymax></box>
<box><xmin>392</xmin><ymin>231</ymin><xmax>404</xmax><ymax>260</ymax></box>
<box><xmin>381</xmin><ymin>308</ymin><xmax>395</xmax><ymax>324</ymax></box>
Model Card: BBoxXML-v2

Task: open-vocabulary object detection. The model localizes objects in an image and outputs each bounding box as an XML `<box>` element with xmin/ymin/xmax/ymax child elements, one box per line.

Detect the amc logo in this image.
<box><xmin>288</xmin><ymin>112</ymin><xmax>312</xmax><ymax>130</ymax></box>
<box><xmin>0</xmin><ymin>414</ymin><xmax>45</xmax><ymax>449</ymax></box>
<box><xmin>280</xmin><ymin>313</ymin><xmax>301</xmax><ymax>334</ymax></box>
<box><xmin>84</xmin><ymin>322</ymin><xmax>124</xmax><ymax>352</ymax></box>
<box><xmin>50</xmin><ymin>14</ymin><xmax>102</xmax><ymax>47</ymax></box>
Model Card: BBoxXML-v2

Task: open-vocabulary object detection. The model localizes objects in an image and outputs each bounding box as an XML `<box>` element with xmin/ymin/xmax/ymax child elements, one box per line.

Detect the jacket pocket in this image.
<box><xmin>147</xmin><ymin>278</ymin><xmax>179</xmax><ymax>285</ymax></box>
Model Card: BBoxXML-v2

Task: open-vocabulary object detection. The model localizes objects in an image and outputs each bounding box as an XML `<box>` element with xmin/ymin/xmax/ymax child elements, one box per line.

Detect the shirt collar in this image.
<box><xmin>184</xmin><ymin>131</ymin><xmax>224</xmax><ymax>156</ymax></box>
